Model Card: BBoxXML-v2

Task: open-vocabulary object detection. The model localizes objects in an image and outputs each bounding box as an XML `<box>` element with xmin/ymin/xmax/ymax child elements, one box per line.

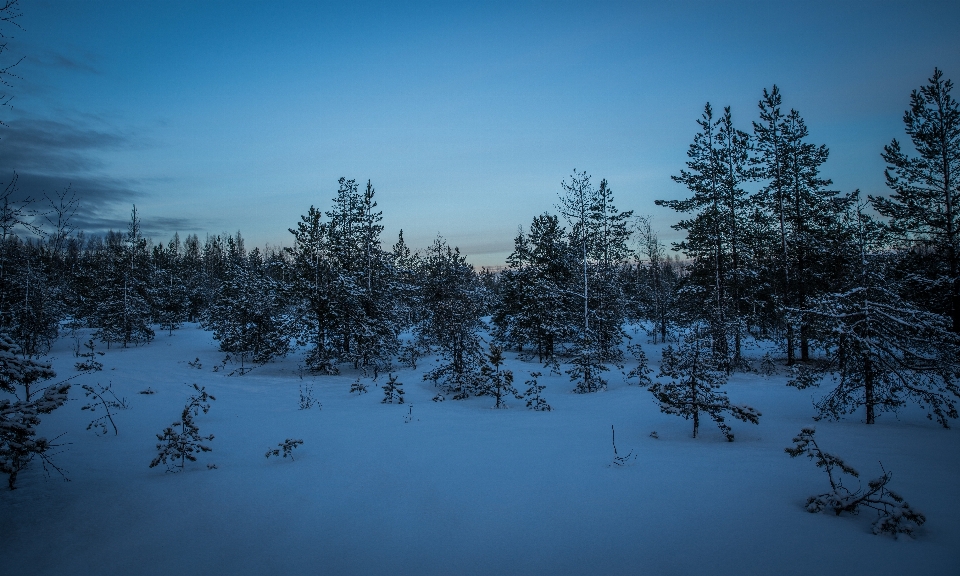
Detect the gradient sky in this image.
<box><xmin>2</xmin><ymin>0</ymin><xmax>959</xmax><ymax>265</ymax></box>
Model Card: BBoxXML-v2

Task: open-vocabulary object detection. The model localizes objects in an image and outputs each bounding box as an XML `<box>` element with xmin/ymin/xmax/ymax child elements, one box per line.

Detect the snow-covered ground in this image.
<box><xmin>3</xmin><ymin>324</ymin><xmax>958</xmax><ymax>575</ymax></box>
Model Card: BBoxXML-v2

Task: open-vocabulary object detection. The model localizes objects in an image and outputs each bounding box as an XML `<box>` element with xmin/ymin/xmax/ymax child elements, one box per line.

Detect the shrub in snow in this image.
<box><xmin>265</xmin><ymin>439</ymin><xmax>303</xmax><ymax>461</ymax></box>
<box><xmin>0</xmin><ymin>330</ymin><xmax>70</xmax><ymax>489</ymax></box>
<box><xmin>0</xmin><ymin>382</ymin><xmax>70</xmax><ymax>490</ymax></box>
<box><xmin>349</xmin><ymin>379</ymin><xmax>368</xmax><ymax>395</ymax></box>
<box><xmin>625</xmin><ymin>343</ymin><xmax>653</xmax><ymax>387</ymax></box>
<box><xmin>81</xmin><ymin>382</ymin><xmax>128</xmax><ymax>435</ymax></box>
<box><xmin>521</xmin><ymin>371</ymin><xmax>551</xmax><ymax>411</ymax></box>
<box><xmin>381</xmin><ymin>373</ymin><xmax>404</xmax><ymax>404</ymax></box>
<box><xmin>299</xmin><ymin>382</ymin><xmax>319</xmax><ymax>410</ymax></box>
<box><xmin>650</xmin><ymin>328</ymin><xmax>760</xmax><ymax>441</ymax></box>
<box><xmin>74</xmin><ymin>339</ymin><xmax>104</xmax><ymax>372</ymax></box>
<box><xmin>479</xmin><ymin>344</ymin><xmax>518</xmax><ymax>409</ymax></box>
<box><xmin>786</xmin><ymin>428</ymin><xmax>925</xmax><ymax>537</ymax></box>
<box><xmin>149</xmin><ymin>384</ymin><xmax>216</xmax><ymax>473</ymax></box>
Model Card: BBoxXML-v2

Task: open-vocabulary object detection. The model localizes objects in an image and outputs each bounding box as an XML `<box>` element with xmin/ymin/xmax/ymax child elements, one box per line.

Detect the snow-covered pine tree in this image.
<box><xmin>417</xmin><ymin>236</ymin><xmax>485</xmax><ymax>399</ymax></box>
<box><xmin>625</xmin><ymin>343</ymin><xmax>653</xmax><ymax>387</ymax></box>
<box><xmin>650</xmin><ymin>326</ymin><xmax>760</xmax><ymax>440</ymax></box>
<box><xmin>0</xmin><ymin>330</ymin><xmax>69</xmax><ymax>489</ymax></box>
<box><xmin>870</xmin><ymin>68</ymin><xmax>960</xmax><ymax>334</ymax></box>
<box><xmin>151</xmin><ymin>234</ymin><xmax>188</xmax><ymax>336</ymax></box>
<box><xmin>93</xmin><ymin>207</ymin><xmax>154</xmax><ymax>348</ymax></box>
<box><xmin>789</xmin><ymin>195</ymin><xmax>960</xmax><ymax>426</ymax></box>
<box><xmin>752</xmin><ymin>87</ymin><xmax>844</xmax><ymax>363</ymax></box>
<box><xmin>205</xmin><ymin>244</ymin><xmax>290</xmax><ymax>374</ymax></box>
<box><xmin>492</xmin><ymin>214</ymin><xmax>575</xmax><ymax>365</ymax></box>
<box><xmin>479</xmin><ymin>343</ymin><xmax>518</xmax><ymax>409</ymax></box>
<box><xmin>558</xmin><ymin>171</ymin><xmax>632</xmax><ymax>392</ymax></box>
<box><xmin>657</xmin><ymin>104</ymin><xmax>758</xmax><ymax>372</ymax></box>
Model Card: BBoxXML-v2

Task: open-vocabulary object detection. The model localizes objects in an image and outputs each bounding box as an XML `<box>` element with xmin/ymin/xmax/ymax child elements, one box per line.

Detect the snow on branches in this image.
<box><xmin>786</xmin><ymin>428</ymin><xmax>925</xmax><ymax>537</ymax></box>
<box><xmin>650</xmin><ymin>327</ymin><xmax>760</xmax><ymax>440</ymax></box>
<box><xmin>149</xmin><ymin>384</ymin><xmax>216</xmax><ymax>473</ymax></box>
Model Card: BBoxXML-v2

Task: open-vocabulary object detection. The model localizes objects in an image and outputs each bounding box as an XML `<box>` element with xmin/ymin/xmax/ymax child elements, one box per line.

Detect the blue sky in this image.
<box><xmin>3</xmin><ymin>0</ymin><xmax>959</xmax><ymax>265</ymax></box>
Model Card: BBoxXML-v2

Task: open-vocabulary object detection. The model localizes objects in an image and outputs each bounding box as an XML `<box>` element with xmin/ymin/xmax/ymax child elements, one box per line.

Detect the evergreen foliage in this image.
<box><xmin>381</xmin><ymin>373</ymin><xmax>404</xmax><ymax>404</ymax></box>
<box><xmin>786</xmin><ymin>428</ymin><xmax>925</xmax><ymax>537</ymax></box>
<box><xmin>871</xmin><ymin>68</ymin><xmax>960</xmax><ymax>334</ymax></box>
<box><xmin>789</xmin><ymin>196</ymin><xmax>960</xmax><ymax>426</ymax></box>
<box><xmin>265</xmin><ymin>439</ymin><xmax>303</xmax><ymax>461</ymax></box>
<box><xmin>521</xmin><ymin>371</ymin><xmax>551</xmax><ymax>411</ymax></box>
<box><xmin>650</xmin><ymin>327</ymin><xmax>760</xmax><ymax>440</ymax></box>
<box><xmin>149</xmin><ymin>384</ymin><xmax>216</xmax><ymax>473</ymax></box>
<box><xmin>479</xmin><ymin>343</ymin><xmax>518</xmax><ymax>409</ymax></box>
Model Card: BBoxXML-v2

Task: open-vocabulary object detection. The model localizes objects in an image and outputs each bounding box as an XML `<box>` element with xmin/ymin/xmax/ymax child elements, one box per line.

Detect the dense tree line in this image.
<box><xmin>1</xmin><ymin>69</ymin><xmax>959</xmax><ymax>431</ymax></box>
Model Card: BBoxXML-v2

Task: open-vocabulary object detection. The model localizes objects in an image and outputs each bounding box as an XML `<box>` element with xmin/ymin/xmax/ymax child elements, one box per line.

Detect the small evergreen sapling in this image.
<box><xmin>521</xmin><ymin>371</ymin><xmax>551</xmax><ymax>411</ymax></box>
<box><xmin>650</xmin><ymin>329</ymin><xmax>760</xmax><ymax>440</ymax></box>
<box><xmin>479</xmin><ymin>344</ymin><xmax>518</xmax><ymax>408</ymax></box>
<box><xmin>81</xmin><ymin>382</ymin><xmax>129</xmax><ymax>435</ymax></box>
<box><xmin>74</xmin><ymin>339</ymin><xmax>104</xmax><ymax>372</ymax></box>
<box><xmin>149</xmin><ymin>384</ymin><xmax>216</xmax><ymax>473</ymax></box>
<box><xmin>786</xmin><ymin>428</ymin><xmax>925</xmax><ymax>537</ymax></box>
<box><xmin>349</xmin><ymin>378</ymin><xmax>369</xmax><ymax>395</ymax></box>
<box><xmin>265</xmin><ymin>439</ymin><xmax>303</xmax><ymax>461</ymax></box>
<box><xmin>625</xmin><ymin>343</ymin><xmax>653</xmax><ymax>387</ymax></box>
<box><xmin>381</xmin><ymin>373</ymin><xmax>405</xmax><ymax>404</ymax></box>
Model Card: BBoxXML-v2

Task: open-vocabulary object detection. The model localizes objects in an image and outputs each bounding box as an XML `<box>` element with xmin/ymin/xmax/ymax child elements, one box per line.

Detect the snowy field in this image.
<box><xmin>3</xmin><ymin>324</ymin><xmax>958</xmax><ymax>576</ymax></box>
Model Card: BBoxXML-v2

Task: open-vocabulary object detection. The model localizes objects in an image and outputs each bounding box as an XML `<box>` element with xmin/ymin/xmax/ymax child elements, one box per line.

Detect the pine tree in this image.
<box><xmin>150</xmin><ymin>384</ymin><xmax>215</xmax><ymax>473</ymax></box>
<box><xmin>205</xmin><ymin>245</ymin><xmax>290</xmax><ymax>374</ymax></box>
<box><xmin>790</xmin><ymin>195</ymin><xmax>960</xmax><ymax>426</ymax></box>
<box><xmin>418</xmin><ymin>237</ymin><xmax>485</xmax><ymax>399</ymax></box>
<box><xmin>94</xmin><ymin>207</ymin><xmax>154</xmax><ymax>348</ymax></box>
<box><xmin>870</xmin><ymin>68</ymin><xmax>960</xmax><ymax>333</ymax></box>
<box><xmin>521</xmin><ymin>371</ymin><xmax>551</xmax><ymax>411</ymax></box>
<box><xmin>380</xmin><ymin>373</ymin><xmax>405</xmax><ymax>404</ymax></box>
<box><xmin>1</xmin><ymin>329</ymin><xmax>69</xmax><ymax>490</ymax></box>
<box><xmin>479</xmin><ymin>343</ymin><xmax>518</xmax><ymax>409</ymax></box>
<box><xmin>650</xmin><ymin>327</ymin><xmax>760</xmax><ymax>440</ymax></box>
<box><xmin>657</xmin><ymin>104</ymin><xmax>750</xmax><ymax>372</ymax></box>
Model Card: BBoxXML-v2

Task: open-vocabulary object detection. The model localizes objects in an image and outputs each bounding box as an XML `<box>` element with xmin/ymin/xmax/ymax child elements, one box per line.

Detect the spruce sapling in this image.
<box><xmin>625</xmin><ymin>343</ymin><xmax>653</xmax><ymax>387</ymax></box>
<box><xmin>349</xmin><ymin>379</ymin><xmax>369</xmax><ymax>395</ymax></box>
<box><xmin>479</xmin><ymin>343</ymin><xmax>518</xmax><ymax>408</ymax></box>
<box><xmin>265</xmin><ymin>439</ymin><xmax>303</xmax><ymax>461</ymax></box>
<box><xmin>521</xmin><ymin>371</ymin><xmax>551</xmax><ymax>411</ymax></box>
<box><xmin>786</xmin><ymin>428</ymin><xmax>925</xmax><ymax>537</ymax></box>
<box><xmin>75</xmin><ymin>339</ymin><xmax>104</xmax><ymax>372</ymax></box>
<box><xmin>381</xmin><ymin>373</ymin><xmax>405</xmax><ymax>404</ymax></box>
<box><xmin>650</xmin><ymin>328</ymin><xmax>760</xmax><ymax>441</ymax></box>
<box><xmin>149</xmin><ymin>384</ymin><xmax>216</xmax><ymax>473</ymax></box>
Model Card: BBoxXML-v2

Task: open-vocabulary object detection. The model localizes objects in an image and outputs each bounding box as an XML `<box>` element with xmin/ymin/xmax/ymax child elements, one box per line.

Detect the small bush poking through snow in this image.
<box><xmin>149</xmin><ymin>384</ymin><xmax>216</xmax><ymax>473</ymax></box>
<box><xmin>298</xmin><ymin>382</ymin><xmax>319</xmax><ymax>410</ymax></box>
<box><xmin>350</xmin><ymin>379</ymin><xmax>368</xmax><ymax>395</ymax></box>
<box><xmin>381</xmin><ymin>373</ymin><xmax>404</xmax><ymax>404</ymax></box>
<box><xmin>786</xmin><ymin>427</ymin><xmax>926</xmax><ymax>537</ymax></box>
<box><xmin>74</xmin><ymin>339</ymin><xmax>104</xmax><ymax>372</ymax></box>
<box><xmin>521</xmin><ymin>371</ymin><xmax>551</xmax><ymax>411</ymax></box>
<box><xmin>265</xmin><ymin>439</ymin><xmax>303</xmax><ymax>461</ymax></box>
